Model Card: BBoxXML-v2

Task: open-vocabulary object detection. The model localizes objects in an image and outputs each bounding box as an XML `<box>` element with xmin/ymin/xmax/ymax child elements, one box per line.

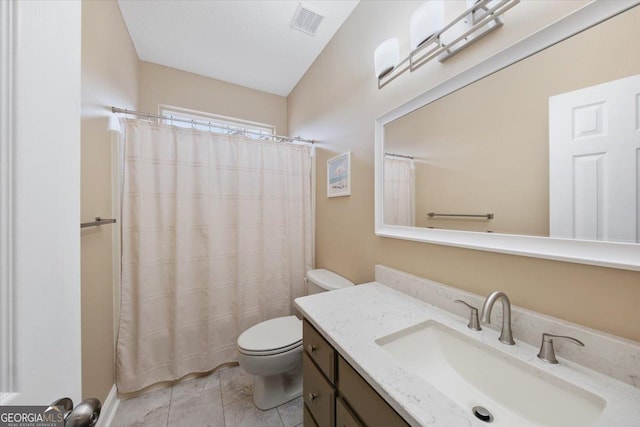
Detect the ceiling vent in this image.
<box><xmin>290</xmin><ymin>3</ymin><xmax>324</xmax><ymax>36</ymax></box>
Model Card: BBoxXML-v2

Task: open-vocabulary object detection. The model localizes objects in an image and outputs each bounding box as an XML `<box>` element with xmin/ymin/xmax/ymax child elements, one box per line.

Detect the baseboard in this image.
<box><xmin>96</xmin><ymin>384</ymin><xmax>119</xmax><ymax>427</ymax></box>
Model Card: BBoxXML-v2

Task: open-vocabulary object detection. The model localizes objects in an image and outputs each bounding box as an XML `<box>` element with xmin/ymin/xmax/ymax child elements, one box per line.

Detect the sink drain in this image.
<box><xmin>472</xmin><ymin>406</ymin><xmax>494</xmax><ymax>423</ymax></box>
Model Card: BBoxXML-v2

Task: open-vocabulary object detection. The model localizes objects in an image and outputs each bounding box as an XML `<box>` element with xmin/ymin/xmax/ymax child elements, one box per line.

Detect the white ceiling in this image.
<box><xmin>118</xmin><ymin>0</ymin><xmax>359</xmax><ymax>97</ymax></box>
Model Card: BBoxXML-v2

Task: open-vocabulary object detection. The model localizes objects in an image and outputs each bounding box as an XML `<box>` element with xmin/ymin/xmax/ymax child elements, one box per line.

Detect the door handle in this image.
<box><xmin>48</xmin><ymin>397</ymin><xmax>102</xmax><ymax>427</ymax></box>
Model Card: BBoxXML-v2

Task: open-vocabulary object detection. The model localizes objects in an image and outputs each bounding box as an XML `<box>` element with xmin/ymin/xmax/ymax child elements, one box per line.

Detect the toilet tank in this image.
<box><xmin>306</xmin><ymin>269</ymin><xmax>354</xmax><ymax>295</ymax></box>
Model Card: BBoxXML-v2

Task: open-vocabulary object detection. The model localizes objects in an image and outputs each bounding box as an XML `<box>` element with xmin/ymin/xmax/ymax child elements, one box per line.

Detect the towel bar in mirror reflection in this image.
<box><xmin>427</xmin><ymin>213</ymin><xmax>494</xmax><ymax>220</ymax></box>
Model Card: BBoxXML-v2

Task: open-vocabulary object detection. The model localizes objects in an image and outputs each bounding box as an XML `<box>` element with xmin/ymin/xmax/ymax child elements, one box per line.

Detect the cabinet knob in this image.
<box><xmin>308</xmin><ymin>392</ymin><xmax>318</xmax><ymax>402</ymax></box>
<box><xmin>307</xmin><ymin>344</ymin><xmax>317</xmax><ymax>353</ymax></box>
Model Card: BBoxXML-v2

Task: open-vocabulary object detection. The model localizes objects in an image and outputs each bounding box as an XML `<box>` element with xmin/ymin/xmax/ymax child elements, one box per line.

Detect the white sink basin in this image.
<box><xmin>376</xmin><ymin>320</ymin><xmax>606</xmax><ymax>427</ymax></box>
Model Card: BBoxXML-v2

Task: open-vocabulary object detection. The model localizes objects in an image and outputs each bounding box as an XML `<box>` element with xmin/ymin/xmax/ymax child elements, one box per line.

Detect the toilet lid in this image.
<box><xmin>237</xmin><ymin>315</ymin><xmax>302</xmax><ymax>353</ymax></box>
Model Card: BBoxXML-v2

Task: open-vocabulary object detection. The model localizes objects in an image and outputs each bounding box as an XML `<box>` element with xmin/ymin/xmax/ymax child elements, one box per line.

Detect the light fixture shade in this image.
<box><xmin>374</xmin><ymin>38</ymin><xmax>400</xmax><ymax>79</ymax></box>
<box><xmin>410</xmin><ymin>1</ymin><xmax>445</xmax><ymax>50</ymax></box>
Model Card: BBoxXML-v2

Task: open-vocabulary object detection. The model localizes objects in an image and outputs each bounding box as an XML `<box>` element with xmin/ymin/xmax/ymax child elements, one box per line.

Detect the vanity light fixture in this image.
<box><xmin>376</xmin><ymin>0</ymin><xmax>520</xmax><ymax>89</ymax></box>
<box><xmin>374</xmin><ymin>38</ymin><xmax>400</xmax><ymax>79</ymax></box>
<box><xmin>410</xmin><ymin>1</ymin><xmax>445</xmax><ymax>50</ymax></box>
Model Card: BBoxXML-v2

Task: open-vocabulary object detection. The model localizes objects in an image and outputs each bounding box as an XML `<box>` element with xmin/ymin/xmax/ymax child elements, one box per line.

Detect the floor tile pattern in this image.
<box><xmin>111</xmin><ymin>366</ymin><xmax>303</xmax><ymax>427</ymax></box>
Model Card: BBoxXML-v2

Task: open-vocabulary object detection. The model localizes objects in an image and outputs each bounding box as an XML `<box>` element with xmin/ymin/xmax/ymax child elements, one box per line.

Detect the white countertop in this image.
<box><xmin>294</xmin><ymin>282</ymin><xmax>640</xmax><ymax>427</ymax></box>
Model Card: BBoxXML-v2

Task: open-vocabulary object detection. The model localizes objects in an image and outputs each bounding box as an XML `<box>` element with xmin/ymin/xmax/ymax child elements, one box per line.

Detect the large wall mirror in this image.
<box><xmin>375</xmin><ymin>1</ymin><xmax>640</xmax><ymax>271</ymax></box>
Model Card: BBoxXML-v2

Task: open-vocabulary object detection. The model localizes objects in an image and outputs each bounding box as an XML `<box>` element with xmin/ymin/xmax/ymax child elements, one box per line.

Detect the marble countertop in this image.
<box><xmin>294</xmin><ymin>282</ymin><xmax>640</xmax><ymax>427</ymax></box>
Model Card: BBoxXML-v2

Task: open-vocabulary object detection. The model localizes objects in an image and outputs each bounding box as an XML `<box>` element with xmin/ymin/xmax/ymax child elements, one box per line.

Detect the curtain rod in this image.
<box><xmin>111</xmin><ymin>107</ymin><xmax>315</xmax><ymax>144</ymax></box>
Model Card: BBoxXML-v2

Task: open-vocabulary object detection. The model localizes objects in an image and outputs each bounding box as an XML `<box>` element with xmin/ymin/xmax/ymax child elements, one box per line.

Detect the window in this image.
<box><xmin>159</xmin><ymin>105</ymin><xmax>275</xmax><ymax>139</ymax></box>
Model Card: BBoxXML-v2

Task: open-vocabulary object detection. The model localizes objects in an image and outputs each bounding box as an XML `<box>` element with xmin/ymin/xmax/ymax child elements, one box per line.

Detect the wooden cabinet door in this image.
<box><xmin>304</xmin><ymin>319</ymin><xmax>337</xmax><ymax>382</ymax></box>
<box><xmin>303</xmin><ymin>352</ymin><xmax>336</xmax><ymax>427</ymax></box>
<box><xmin>338</xmin><ymin>356</ymin><xmax>409</xmax><ymax>427</ymax></box>
<box><xmin>336</xmin><ymin>397</ymin><xmax>364</xmax><ymax>427</ymax></box>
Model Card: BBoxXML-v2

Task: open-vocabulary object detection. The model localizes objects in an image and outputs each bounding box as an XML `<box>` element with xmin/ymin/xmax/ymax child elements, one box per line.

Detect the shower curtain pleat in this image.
<box><xmin>116</xmin><ymin>119</ymin><xmax>312</xmax><ymax>393</ymax></box>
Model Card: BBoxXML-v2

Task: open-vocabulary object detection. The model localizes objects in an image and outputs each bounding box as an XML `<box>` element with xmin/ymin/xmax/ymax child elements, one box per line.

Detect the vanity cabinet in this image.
<box><xmin>302</xmin><ymin>319</ymin><xmax>409</xmax><ymax>427</ymax></box>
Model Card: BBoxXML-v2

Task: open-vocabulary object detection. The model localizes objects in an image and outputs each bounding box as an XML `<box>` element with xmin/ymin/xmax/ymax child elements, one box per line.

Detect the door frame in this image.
<box><xmin>0</xmin><ymin>0</ymin><xmax>16</xmax><ymax>402</ymax></box>
<box><xmin>1</xmin><ymin>0</ymin><xmax>82</xmax><ymax>405</ymax></box>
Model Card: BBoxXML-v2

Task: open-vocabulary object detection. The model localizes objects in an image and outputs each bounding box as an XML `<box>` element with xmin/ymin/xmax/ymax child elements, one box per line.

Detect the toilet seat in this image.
<box><xmin>237</xmin><ymin>315</ymin><xmax>302</xmax><ymax>356</ymax></box>
<box><xmin>238</xmin><ymin>341</ymin><xmax>302</xmax><ymax>356</ymax></box>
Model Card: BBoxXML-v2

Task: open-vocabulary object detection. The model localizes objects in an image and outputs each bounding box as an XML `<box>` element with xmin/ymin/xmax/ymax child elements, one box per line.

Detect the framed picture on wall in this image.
<box><xmin>327</xmin><ymin>152</ymin><xmax>351</xmax><ymax>198</ymax></box>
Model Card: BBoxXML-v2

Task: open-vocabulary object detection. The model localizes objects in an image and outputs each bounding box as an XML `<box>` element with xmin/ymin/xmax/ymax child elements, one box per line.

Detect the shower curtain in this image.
<box><xmin>116</xmin><ymin>119</ymin><xmax>312</xmax><ymax>393</ymax></box>
<box><xmin>384</xmin><ymin>157</ymin><xmax>415</xmax><ymax>226</ymax></box>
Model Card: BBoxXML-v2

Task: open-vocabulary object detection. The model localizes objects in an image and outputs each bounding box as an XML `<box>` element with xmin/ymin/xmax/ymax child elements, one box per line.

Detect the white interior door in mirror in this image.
<box><xmin>549</xmin><ymin>74</ymin><xmax>640</xmax><ymax>243</ymax></box>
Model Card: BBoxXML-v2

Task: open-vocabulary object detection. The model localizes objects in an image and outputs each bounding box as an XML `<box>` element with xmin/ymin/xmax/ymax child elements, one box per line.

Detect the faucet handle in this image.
<box><xmin>454</xmin><ymin>300</ymin><xmax>481</xmax><ymax>331</ymax></box>
<box><xmin>537</xmin><ymin>333</ymin><xmax>585</xmax><ymax>364</ymax></box>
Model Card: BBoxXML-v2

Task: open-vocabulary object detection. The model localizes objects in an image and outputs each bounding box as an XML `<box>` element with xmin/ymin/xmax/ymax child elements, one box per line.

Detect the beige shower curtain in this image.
<box><xmin>116</xmin><ymin>120</ymin><xmax>312</xmax><ymax>393</ymax></box>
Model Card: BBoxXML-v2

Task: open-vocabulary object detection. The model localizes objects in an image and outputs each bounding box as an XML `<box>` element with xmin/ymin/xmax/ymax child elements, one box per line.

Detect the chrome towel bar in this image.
<box><xmin>81</xmin><ymin>217</ymin><xmax>116</xmax><ymax>229</ymax></box>
<box><xmin>427</xmin><ymin>212</ymin><xmax>494</xmax><ymax>219</ymax></box>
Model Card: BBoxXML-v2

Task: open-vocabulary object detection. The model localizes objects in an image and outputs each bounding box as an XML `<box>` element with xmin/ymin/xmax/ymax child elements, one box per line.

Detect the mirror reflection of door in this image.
<box><xmin>384</xmin><ymin>155</ymin><xmax>415</xmax><ymax>226</ymax></box>
<box><xmin>549</xmin><ymin>74</ymin><xmax>640</xmax><ymax>243</ymax></box>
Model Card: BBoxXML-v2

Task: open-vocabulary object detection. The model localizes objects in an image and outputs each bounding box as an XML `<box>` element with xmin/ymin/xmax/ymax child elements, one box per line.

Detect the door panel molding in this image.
<box><xmin>0</xmin><ymin>0</ymin><xmax>15</xmax><ymax>398</ymax></box>
<box><xmin>572</xmin><ymin>153</ymin><xmax>605</xmax><ymax>240</ymax></box>
<box><xmin>5</xmin><ymin>0</ymin><xmax>82</xmax><ymax>404</ymax></box>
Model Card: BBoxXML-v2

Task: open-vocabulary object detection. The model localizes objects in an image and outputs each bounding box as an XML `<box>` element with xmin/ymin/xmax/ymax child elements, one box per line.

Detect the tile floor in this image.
<box><xmin>111</xmin><ymin>365</ymin><xmax>303</xmax><ymax>427</ymax></box>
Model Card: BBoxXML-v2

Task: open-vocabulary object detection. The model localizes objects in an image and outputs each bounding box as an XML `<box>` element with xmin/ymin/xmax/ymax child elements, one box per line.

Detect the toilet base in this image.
<box><xmin>252</xmin><ymin>363</ymin><xmax>302</xmax><ymax>410</ymax></box>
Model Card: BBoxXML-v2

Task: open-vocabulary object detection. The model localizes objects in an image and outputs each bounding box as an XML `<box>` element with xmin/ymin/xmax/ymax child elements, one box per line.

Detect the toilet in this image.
<box><xmin>237</xmin><ymin>269</ymin><xmax>354</xmax><ymax>410</ymax></box>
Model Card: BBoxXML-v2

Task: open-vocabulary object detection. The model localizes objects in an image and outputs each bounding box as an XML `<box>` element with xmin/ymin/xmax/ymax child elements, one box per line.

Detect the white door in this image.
<box><xmin>549</xmin><ymin>74</ymin><xmax>640</xmax><ymax>243</ymax></box>
<box><xmin>1</xmin><ymin>1</ymin><xmax>82</xmax><ymax>406</ymax></box>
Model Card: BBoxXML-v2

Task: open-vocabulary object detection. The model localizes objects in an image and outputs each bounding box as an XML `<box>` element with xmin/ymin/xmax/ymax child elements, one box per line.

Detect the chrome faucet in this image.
<box><xmin>480</xmin><ymin>291</ymin><xmax>515</xmax><ymax>345</ymax></box>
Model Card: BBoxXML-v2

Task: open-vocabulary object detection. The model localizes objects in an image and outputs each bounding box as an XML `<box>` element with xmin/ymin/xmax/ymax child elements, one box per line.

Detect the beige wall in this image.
<box><xmin>81</xmin><ymin>0</ymin><xmax>138</xmax><ymax>402</ymax></box>
<box><xmin>386</xmin><ymin>7</ymin><xmax>640</xmax><ymax>235</ymax></box>
<box><xmin>138</xmin><ymin>61</ymin><xmax>287</xmax><ymax>135</ymax></box>
<box><xmin>288</xmin><ymin>1</ymin><xmax>640</xmax><ymax>342</ymax></box>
